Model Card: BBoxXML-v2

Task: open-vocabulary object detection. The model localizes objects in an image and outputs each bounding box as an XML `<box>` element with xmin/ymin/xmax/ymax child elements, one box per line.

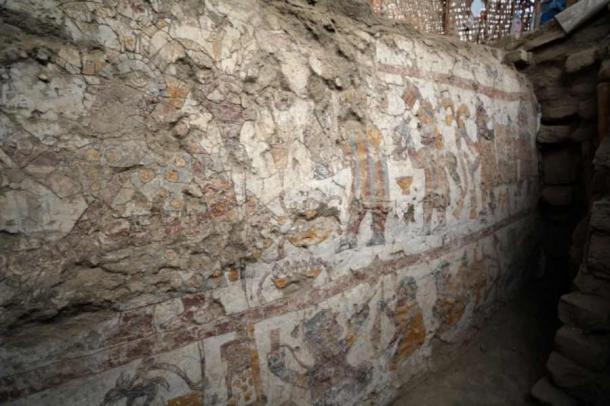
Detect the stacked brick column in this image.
<box><xmin>540</xmin><ymin>54</ymin><xmax>610</xmax><ymax>406</ymax></box>
<box><xmin>516</xmin><ymin>11</ymin><xmax>610</xmax><ymax>406</ymax></box>
<box><xmin>524</xmin><ymin>15</ymin><xmax>610</xmax><ymax>313</ymax></box>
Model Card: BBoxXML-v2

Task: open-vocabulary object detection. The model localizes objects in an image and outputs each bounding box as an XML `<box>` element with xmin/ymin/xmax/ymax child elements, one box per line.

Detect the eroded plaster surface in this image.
<box><xmin>0</xmin><ymin>0</ymin><xmax>538</xmax><ymax>404</ymax></box>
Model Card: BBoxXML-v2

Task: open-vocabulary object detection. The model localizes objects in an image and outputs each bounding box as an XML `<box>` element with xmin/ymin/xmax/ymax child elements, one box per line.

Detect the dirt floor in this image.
<box><xmin>392</xmin><ymin>282</ymin><xmax>559</xmax><ymax>406</ymax></box>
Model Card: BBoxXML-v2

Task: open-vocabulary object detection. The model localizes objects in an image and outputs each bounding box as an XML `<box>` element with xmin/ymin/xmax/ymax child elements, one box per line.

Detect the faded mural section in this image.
<box><xmin>0</xmin><ymin>0</ymin><xmax>538</xmax><ymax>405</ymax></box>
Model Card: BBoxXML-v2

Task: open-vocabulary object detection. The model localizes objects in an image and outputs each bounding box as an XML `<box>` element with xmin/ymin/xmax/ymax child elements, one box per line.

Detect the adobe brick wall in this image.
<box><xmin>511</xmin><ymin>9</ymin><xmax>610</xmax><ymax>406</ymax></box>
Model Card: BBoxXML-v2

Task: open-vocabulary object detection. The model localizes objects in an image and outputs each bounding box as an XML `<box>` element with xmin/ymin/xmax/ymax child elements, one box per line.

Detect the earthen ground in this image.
<box><xmin>393</xmin><ymin>282</ymin><xmax>557</xmax><ymax>406</ymax></box>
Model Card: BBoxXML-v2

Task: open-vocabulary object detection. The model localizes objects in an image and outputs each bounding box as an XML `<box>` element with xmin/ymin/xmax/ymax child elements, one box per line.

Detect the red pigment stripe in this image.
<box><xmin>377</xmin><ymin>63</ymin><xmax>530</xmax><ymax>102</ymax></box>
<box><xmin>0</xmin><ymin>209</ymin><xmax>535</xmax><ymax>402</ymax></box>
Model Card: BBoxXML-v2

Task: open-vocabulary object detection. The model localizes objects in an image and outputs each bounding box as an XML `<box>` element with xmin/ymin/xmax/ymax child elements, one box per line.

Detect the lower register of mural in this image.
<box><xmin>5</xmin><ymin>218</ymin><xmax>536</xmax><ymax>406</ymax></box>
<box><xmin>0</xmin><ymin>0</ymin><xmax>539</xmax><ymax>405</ymax></box>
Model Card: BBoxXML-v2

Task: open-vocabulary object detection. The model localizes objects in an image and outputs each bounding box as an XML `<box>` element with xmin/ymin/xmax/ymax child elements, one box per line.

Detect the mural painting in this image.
<box><xmin>338</xmin><ymin>122</ymin><xmax>390</xmax><ymax>251</ymax></box>
<box><xmin>102</xmin><ymin>357</ymin><xmax>204</xmax><ymax>406</ymax></box>
<box><xmin>266</xmin><ymin>309</ymin><xmax>372</xmax><ymax>405</ymax></box>
<box><xmin>220</xmin><ymin>334</ymin><xmax>264</xmax><ymax>405</ymax></box>
<box><xmin>0</xmin><ymin>1</ymin><xmax>538</xmax><ymax>405</ymax></box>
<box><xmin>433</xmin><ymin>246</ymin><xmax>494</xmax><ymax>336</ymax></box>
<box><xmin>394</xmin><ymin>80</ymin><xmax>462</xmax><ymax>232</ymax></box>
<box><xmin>375</xmin><ymin>277</ymin><xmax>426</xmax><ymax>370</ymax></box>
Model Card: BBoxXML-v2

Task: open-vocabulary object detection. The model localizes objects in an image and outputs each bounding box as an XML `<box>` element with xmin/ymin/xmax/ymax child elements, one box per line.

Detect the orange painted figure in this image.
<box><xmin>337</xmin><ymin>121</ymin><xmax>390</xmax><ymax>252</ymax></box>
<box><xmin>382</xmin><ymin>277</ymin><xmax>426</xmax><ymax>370</ymax></box>
<box><xmin>220</xmin><ymin>324</ymin><xmax>264</xmax><ymax>405</ymax></box>
<box><xmin>434</xmin><ymin>247</ymin><xmax>492</xmax><ymax>335</ymax></box>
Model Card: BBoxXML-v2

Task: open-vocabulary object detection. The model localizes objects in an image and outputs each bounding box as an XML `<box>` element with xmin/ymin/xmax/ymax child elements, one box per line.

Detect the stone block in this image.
<box><xmin>591</xmin><ymin>198</ymin><xmax>610</xmax><ymax>233</ymax></box>
<box><xmin>541</xmin><ymin>98</ymin><xmax>579</xmax><ymax>122</ymax></box>
<box><xmin>542</xmin><ymin>186</ymin><xmax>574</xmax><ymax>206</ymax></box>
<box><xmin>546</xmin><ymin>352</ymin><xmax>604</xmax><ymax>403</ymax></box>
<box><xmin>542</xmin><ymin>147</ymin><xmax>579</xmax><ymax>185</ymax></box>
<box><xmin>565</xmin><ymin>48</ymin><xmax>598</xmax><ymax>74</ymax></box>
<box><xmin>599</xmin><ymin>58</ymin><xmax>610</xmax><ymax>82</ymax></box>
<box><xmin>558</xmin><ymin>292</ymin><xmax>610</xmax><ymax>332</ymax></box>
<box><xmin>588</xmin><ymin>233</ymin><xmax>610</xmax><ymax>278</ymax></box>
<box><xmin>531</xmin><ymin>65</ymin><xmax>564</xmax><ymax>86</ymax></box>
<box><xmin>535</xmin><ymin>46</ymin><xmax>571</xmax><ymax>65</ymax></box>
<box><xmin>538</xmin><ymin>84</ymin><xmax>569</xmax><ymax>102</ymax></box>
<box><xmin>574</xmin><ymin>266</ymin><xmax>610</xmax><ymax>298</ymax></box>
<box><xmin>554</xmin><ymin>326</ymin><xmax>610</xmax><ymax>371</ymax></box>
<box><xmin>505</xmin><ymin>49</ymin><xmax>532</xmax><ymax>68</ymax></box>
<box><xmin>538</xmin><ymin>125</ymin><xmax>572</xmax><ymax>144</ymax></box>
<box><xmin>531</xmin><ymin>377</ymin><xmax>578</xmax><ymax>406</ymax></box>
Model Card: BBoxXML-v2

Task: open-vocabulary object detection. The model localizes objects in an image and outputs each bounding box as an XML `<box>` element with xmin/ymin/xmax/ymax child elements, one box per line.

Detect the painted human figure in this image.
<box><xmin>266</xmin><ymin>309</ymin><xmax>372</xmax><ymax>405</ymax></box>
<box><xmin>375</xmin><ymin>277</ymin><xmax>426</xmax><ymax>370</ymax></box>
<box><xmin>440</xmin><ymin>96</ymin><xmax>473</xmax><ymax>219</ymax></box>
<box><xmin>220</xmin><ymin>337</ymin><xmax>264</xmax><ymax>405</ymax></box>
<box><xmin>401</xmin><ymin>81</ymin><xmax>452</xmax><ymax>233</ymax></box>
<box><xmin>434</xmin><ymin>246</ymin><xmax>493</xmax><ymax>336</ymax></box>
<box><xmin>455</xmin><ymin>97</ymin><xmax>499</xmax><ymax>216</ymax></box>
<box><xmin>337</xmin><ymin>121</ymin><xmax>390</xmax><ymax>252</ymax></box>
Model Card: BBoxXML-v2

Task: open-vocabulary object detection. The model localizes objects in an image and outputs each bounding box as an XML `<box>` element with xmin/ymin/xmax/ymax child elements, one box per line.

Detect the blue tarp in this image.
<box><xmin>541</xmin><ymin>0</ymin><xmax>566</xmax><ymax>25</ymax></box>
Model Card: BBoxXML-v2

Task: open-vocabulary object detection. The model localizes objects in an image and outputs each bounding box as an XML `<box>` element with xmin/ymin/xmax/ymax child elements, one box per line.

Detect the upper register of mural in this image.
<box><xmin>0</xmin><ymin>0</ymin><xmax>538</xmax><ymax>404</ymax></box>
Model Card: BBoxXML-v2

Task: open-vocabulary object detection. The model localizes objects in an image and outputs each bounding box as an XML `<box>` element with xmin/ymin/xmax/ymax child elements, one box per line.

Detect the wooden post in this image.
<box><xmin>556</xmin><ymin>0</ymin><xmax>608</xmax><ymax>34</ymax></box>
<box><xmin>533</xmin><ymin>0</ymin><xmax>541</xmax><ymax>30</ymax></box>
<box><xmin>508</xmin><ymin>0</ymin><xmax>517</xmax><ymax>38</ymax></box>
<box><xmin>443</xmin><ymin>0</ymin><xmax>451</xmax><ymax>35</ymax></box>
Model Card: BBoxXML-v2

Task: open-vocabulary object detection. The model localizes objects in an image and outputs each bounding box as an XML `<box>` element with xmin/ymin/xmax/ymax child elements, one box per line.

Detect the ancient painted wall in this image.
<box><xmin>0</xmin><ymin>0</ymin><xmax>539</xmax><ymax>404</ymax></box>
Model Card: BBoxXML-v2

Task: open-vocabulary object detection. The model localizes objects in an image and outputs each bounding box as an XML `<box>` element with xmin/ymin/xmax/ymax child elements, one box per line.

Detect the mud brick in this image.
<box><xmin>546</xmin><ymin>352</ymin><xmax>604</xmax><ymax>403</ymax></box>
<box><xmin>588</xmin><ymin>233</ymin><xmax>610</xmax><ymax>278</ymax></box>
<box><xmin>541</xmin><ymin>98</ymin><xmax>579</xmax><ymax>122</ymax></box>
<box><xmin>591</xmin><ymin>198</ymin><xmax>610</xmax><ymax>233</ymax></box>
<box><xmin>554</xmin><ymin>326</ymin><xmax>610</xmax><ymax>371</ymax></box>
<box><xmin>574</xmin><ymin>266</ymin><xmax>610</xmax><ymax>298</ymax></box>
<box><xmin>537</xmin><ymin>125</ymin><xmax>571</xmax><ymax>144</ymax></box>
<box><xmin>558</xmin><ymin>292</ymin><xmax>610</xmax><ymax>332</ymax></box>
<box><xmin>531</xmin><ymin>377</ymin><xmax>578</xmax><ymax>406</ymax></box>
<box><xmin>565</xmin><ymin>48</ymin><xmax>598</xmax><ymax>74</ymax></box>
